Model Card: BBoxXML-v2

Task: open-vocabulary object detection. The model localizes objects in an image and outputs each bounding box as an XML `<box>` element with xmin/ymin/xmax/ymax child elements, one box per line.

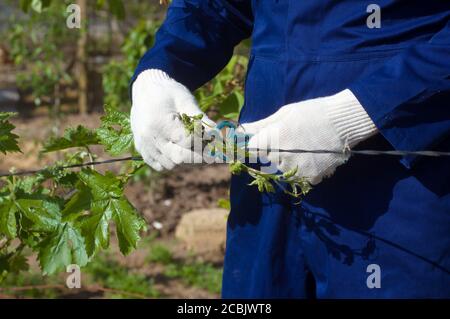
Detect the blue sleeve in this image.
<box><xmin>350</xmin><ymin>21</ymin><xmax>450</xmax><ymax>167</ymax></box>
<box><xmin>132</xmin><ymin>0</ymin><xmax>253</xmax><ymax>91</ymax></box>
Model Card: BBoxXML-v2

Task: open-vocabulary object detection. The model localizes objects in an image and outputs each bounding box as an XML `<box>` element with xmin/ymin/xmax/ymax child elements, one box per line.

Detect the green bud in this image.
<box><xmin>282</xmin><ymin>167</ymin><xmax>298</xmax><ymax>179</ymax></box>
<box><xmin>229</xmin><ymin>161</ymin><xmax>246</xmax><ymax>175</ymax></box>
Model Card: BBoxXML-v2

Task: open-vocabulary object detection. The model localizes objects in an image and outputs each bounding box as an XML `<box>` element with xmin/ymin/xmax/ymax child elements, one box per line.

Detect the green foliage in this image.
<box><xmin>0</xmin><ymin>2</ymin><xmax>248</xmax><ymax>283</ymax></box>
<box><xmin>147</xmin><ymin>243</ymin><xmax>222</xmax><ymax>294</ymax></box>
<box><xmin>0</xmin><ymin>250</ymin><xmax>30</xmax><ymax>283</ymax></box>
<box><xmin>0</xmin><ymin>104</ymin><xmax>145</xmax><ymax>278</ymax></box>
<box><xmin>19</xmin><ymin>0</ymin><xmax>52</xmax><ymax>13</ymax></box>
<box><xmin>147</xmin><ymin>244</ymin><xmax>173</xmax><ymax>265</ymax></box>
<box><xmin>181</xmin><ymin>114</ymin><xmax>312</xmax><ymax>200</ymax></box>
<box><xmin>0</xmin><ymin>271</ymin><xmax>60</xmax><ymax>298</ymax></box>
<box><xmin>102</xmin><ymin>20</ymin><xmax>158</xmax><ymax>110</ymax></box>
<box><xmin>42</xmin><ymin>105</ymin><xmax>133</xmax><ymax>156</ymax></box>
<box><xmin>20</xmin><ymin>0</ymin><xmax>126</xmax><ymax>19</ymax></box>
<box><xmin>38</xmin><ymin>223</ymin><xmax>88</xmax><ymax>275</ymax></box>
<box><xmin>43</xmin><ymin>126</ymin><xmax>100</xmax><ymax>153</ymax></box>
<box><xmin>195</xmin><ymin>55</ymin><xmax>248</xmax><ymax>120</ymax></box>
<box><xmin>7</xmin><ymin>0</ymin><xmax>129</xmax><ymax>112</ymax></box>
<box><xmin>85</xmin><ymin>254</ymin><xmax>160</xmax><ymax>298</ymax></box>
<box><xmin>179</xmin><ymin>113</ymin><xmax>204</xmax><ymax>136</ymax></box>
<box><xmin>75</xmin><ymin>169</ymin><xmax>147</xmax><ymax>256</ymax></box>
<box><xmin>164</xmin><ymin>261</ymin><xmax>222</xmax><ymax>294</ymax></box>
<box><xmin>0</xmin><ymin>113</ymin><xmax>21</xmax><ymax>154</ymax></box>
<box><xmin>7</xmin><ymin>0</ymin><xmax>76</xmax><ymax>107</ymax></box>
<box><xmin>105</xmin><ymin>0</ymin><xmax>126</xmax><ymax>20</ymax></box>
<box><xmin>103</xmin><ymin>14</ymin><xmax>246</xmax><ymax>116</ymax></box>
<box><xmin>96</xmin><ymin>105</ymin><xmax>134</xmax><ymax>156</ymax></box>
<box><xmin>217</xmin><ymin>198</ymin><xmax>231</xmax><ymax>210</ymax></box>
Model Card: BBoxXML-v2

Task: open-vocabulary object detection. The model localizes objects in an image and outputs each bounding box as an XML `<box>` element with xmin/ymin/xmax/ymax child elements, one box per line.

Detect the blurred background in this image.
<box><xmin>0</xmin><ymin>0</ymin><xmax>249</xmax><ymax>298</ymax></box>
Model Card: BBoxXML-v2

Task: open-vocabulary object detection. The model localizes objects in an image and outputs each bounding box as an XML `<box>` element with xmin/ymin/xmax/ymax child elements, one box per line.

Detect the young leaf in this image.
<box><xmin>42</xmin><ymin>125</ymin><xmax>100</xmax><ymax>153</ymax></box>
<box><xmin>110</xmin><ymin>197</ymin><xmax>146</xmax><ymax>255</ymax></box>
<box><xmin>229</xmin><ymin>161</ymin><xmax>246</xmax><ymax>175</ymax></box>
<box><xmin>61</xmin><ymin>183</ymin><xmax>93</xmax><ymax>221</ymax></box>
<box><xmin>78</xmin><ymin>200</ymin><xmax>111</xmax><ymax>256</ymax></box>
<box><xmin>0</xmin><ymin>251</ymin><xmax>29</xmax><ymax>282</ymax></box>
<box><xmin>76</xmin><ymin>169</ymin><xmax>146</xmax><ymax>256</ymax></box>
<box><xmin>0</xmin><ymin>113</ymin><xmax>21</xmax><ymax>154</ymax></box>
<box><xmin>15</xmin><ymin>193</ymin><xmax>62</xmax><ymax>232</ymax></box>
<box><xmin>0</xmin><ymin>199</ymin><xmax>18</xmax><ymax>238</ymax></box>
<box><xmin>38</xmin><ymin>223</ymin><xmax>88</xmax><ymax>275</ymax></box>
<box><xmin>218</xmin><ymin>91</ymin><xmax>244</xmax><ymax>120</ymax></box>
<box><xmin>96</xmin><ymin>105</ymin><xmax>133</xmax><ymax>156</ymax></box>
<box><xmin>0</xmin><ymin>112</ymin><xmax>17</xmax><ymax>121</ymax></box>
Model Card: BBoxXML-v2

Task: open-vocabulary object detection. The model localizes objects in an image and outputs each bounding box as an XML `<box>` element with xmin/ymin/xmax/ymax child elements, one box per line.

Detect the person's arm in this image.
<box><xmin>350</xmin><ymin>21</ymin><xmax>450</xmax><ymax>167</ymax></box>
<box><xmin>131</xmin><ymin>0</ymin><xmax>253</xmax><ymax>171</ymax></box>
<box><xmin>132</xmin><ymin>0</ymin><xmax>253</xmax><ymax>90</ymax></box>
<box><xmin>242</xmin><ymin>21</ymin><xmax>450</xmax><ymax>184</ymax></box>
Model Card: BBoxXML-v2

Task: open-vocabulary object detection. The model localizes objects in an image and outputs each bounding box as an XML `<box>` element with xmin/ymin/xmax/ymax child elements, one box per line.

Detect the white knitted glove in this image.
<box><xmin>131</xmin><ymin>69</ymin><xmax>215</xmax><ymax>171</ymax></box>
<box><xmin>241</xmin><ymin>89</ymin><xmax>378</xmax><ymax>185</ymax></box>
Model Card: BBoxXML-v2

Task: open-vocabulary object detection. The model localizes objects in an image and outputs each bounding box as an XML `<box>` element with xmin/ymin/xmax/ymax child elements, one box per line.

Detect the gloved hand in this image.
<box><xmin>131</xmin><ymin>69</ymin><xmax>215</xmax><ymax>171</ymax></box>
<box><xmin>241</xmin><ymin>89</ymin><xmax>378</xmax><ymax>185</ymax></box>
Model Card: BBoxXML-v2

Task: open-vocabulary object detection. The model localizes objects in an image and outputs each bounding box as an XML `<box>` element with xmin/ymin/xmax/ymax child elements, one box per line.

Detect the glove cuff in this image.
<box><xmin>135</xmin><ymin>69</ymin><xmax>177</xmax><ymax>85</ymax></box>
<box><xmin>326</xmin><ymin>89</ymin><xmax>378</xmax><ymax>147</ymax></box>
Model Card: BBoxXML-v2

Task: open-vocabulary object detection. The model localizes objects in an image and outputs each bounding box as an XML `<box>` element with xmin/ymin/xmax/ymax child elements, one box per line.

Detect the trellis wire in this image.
<box><xmin>1</xmin><ymin>147</ymin><xmax>450</xmax><ymax>178</ymax></box>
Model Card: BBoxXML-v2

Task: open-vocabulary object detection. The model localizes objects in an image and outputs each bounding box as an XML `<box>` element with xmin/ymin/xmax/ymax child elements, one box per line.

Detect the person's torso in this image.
<box><xmin>238</xmin><ymin>0</ymin><xmax>450</xmax><ymax>207</ymax></box>
<box><xmin>250</xmin><ymin>0</ymin><xmax>449</xmax><ymax>59</ymax></box>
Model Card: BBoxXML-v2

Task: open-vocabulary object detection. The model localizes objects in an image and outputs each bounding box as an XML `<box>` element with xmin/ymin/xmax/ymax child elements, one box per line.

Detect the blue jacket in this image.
<box><xmin>134</xmin><ymin>0</ymin><xmax>450</xmax><ymax>298</ymax></box>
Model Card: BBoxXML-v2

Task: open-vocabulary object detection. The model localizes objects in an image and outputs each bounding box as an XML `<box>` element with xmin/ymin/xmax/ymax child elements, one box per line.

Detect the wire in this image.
<box><xmin>1</xmin><ymin>147</ymin><xmax>450</xmax><ymax>178</ymax></box>
<box><xmin>251</xmin><ymin>148</ymin><xmax>450</xmax><ymax>157</ymax></box>
<box><xmin>0</xmin><ymin>156</ymin><xmax>143</xmax><ymax>178</ymax></box>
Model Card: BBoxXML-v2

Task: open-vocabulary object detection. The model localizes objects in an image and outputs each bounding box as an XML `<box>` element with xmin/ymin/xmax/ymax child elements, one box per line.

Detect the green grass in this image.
<box><xmin>0</xmin><ymin>272</ymin><xmax>60</xmax><ymax>298</ymax></box>
<box><xmin>146</xmin><ymin>244</ymin><xmax>174</xmax><ymax>265</ymax></box>
<box><xmin>0</xmin><ymin>237</ymin><xmax>223</xmax><ymax>298</ymax></box>
<box><xmin>147</xmin><ymin>244</ymin><xmax>223</xmax><ymax>294</ymax></box>
<box><xmin>85</xmin><ymin>255</ymin><xmax>160</xmax><ymax>298</ymax></box>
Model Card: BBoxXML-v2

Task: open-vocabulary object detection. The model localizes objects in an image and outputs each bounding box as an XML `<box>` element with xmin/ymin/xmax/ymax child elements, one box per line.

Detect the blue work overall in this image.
<box><xmin>133</xmin><ymin>0</ymin><xmax>450</xmax><ymax>298</ymax></box>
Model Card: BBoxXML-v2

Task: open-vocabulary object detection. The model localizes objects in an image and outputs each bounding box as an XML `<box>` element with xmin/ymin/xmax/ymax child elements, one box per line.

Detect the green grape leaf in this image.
<box><xmin>38</xmin><ymin>223</ymin><xmax>88</xmax><ymax>275</ymax></box>
<box><xmin>96</xmin><ymin>105</ymin><xmax>133</xmax><ymax>156</ymax></box>
<box><xmin>62</xmin><ymin>183</ymin><xmax>92</xmax><ymax>221</ymax></box>
<box><xmin>75</xmin><ymin>169</ymin><xmax>146</xmax><ymax>256</ymax></box>
<box><xmin>218</xmin><ymin>91</ymin><xmax>244</xmax><ymax>120</ymax></box>
<box><xmin>229</xmin><ymin>161</ymin><xmax>246</xmax><ymax>175</ymax></box>
<box><xmin>78</xmin><ymin>169</ymin><xmax>122</xmax><ymax>199</ymax></box>
<box><xmin>110</xmin><ymin>197</ymin><xmax>146</xmax><ymax>255</ymax></box>
<box><xmin>78</xmin><ymin>200</ymin><xmax>111</xmax><ymax>256</ymax></box>
<box><xmin>0</xmin><ymin>113</ymin><xmax>21</xmax><ymax>154</ymax></box>
<box><xmin>0</xmin><ymin>199</ymin><xmax>18</xmax><ymax>238</ymax></box>
<box><xmin>7</xmin><ymin>253</ymin><xmax>29</xmax><ymax>273</ymax></box>
<box><xmin>15</xmin><ymin>193</ymin><xmax>63</xmax><ymax>232</ymax></box>
<box><xmin>42</xmin><ymin>125</ymin><xmax>100</xmax><ymax>153</ymax></box>
<box><xmin>249</xmin><ymin>175</ymin><xmax>275</xmax><ymax>193</ymax></box>
<box><xmin>0</xmin><ymin>112</ymin><xmax>17</xmax><ymax>121</ymax></box>
<box><xmin>0</xmin><ymin>251</ymin><xmax>29</xmax><ymax>282</ymax></box>
<box><xmin>282</xmin><ymin>167</ymin><xmax>298</xmax><ymax>179</ymax></box>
